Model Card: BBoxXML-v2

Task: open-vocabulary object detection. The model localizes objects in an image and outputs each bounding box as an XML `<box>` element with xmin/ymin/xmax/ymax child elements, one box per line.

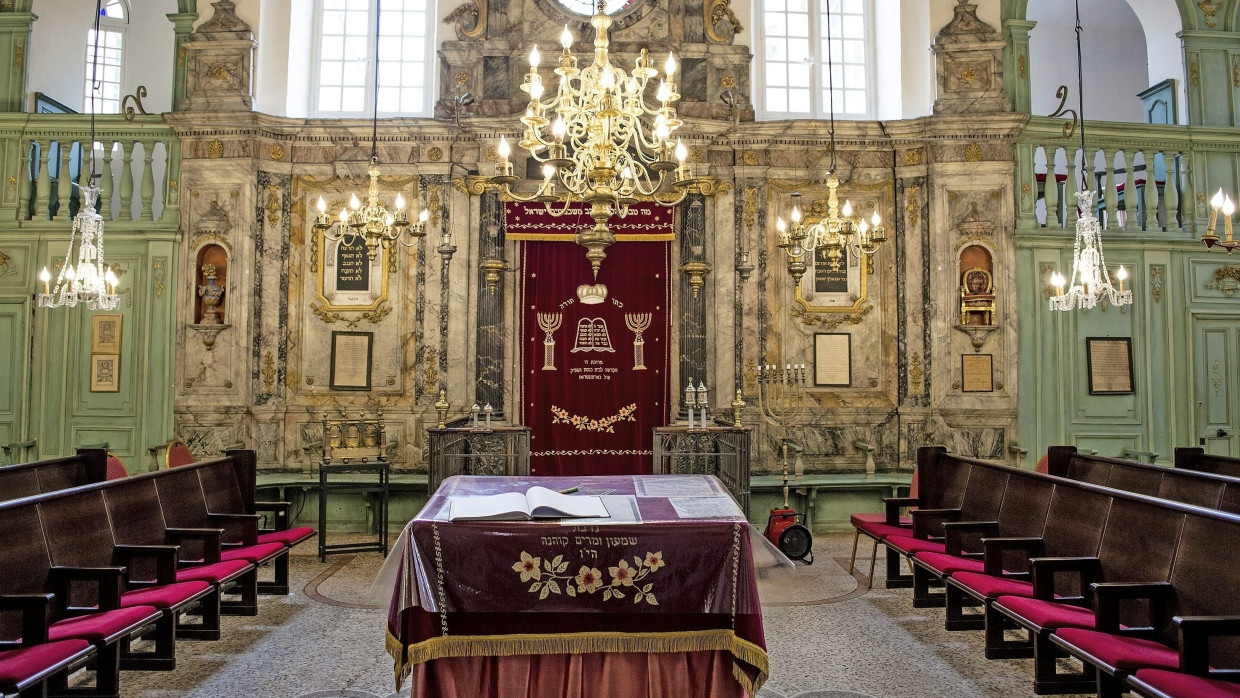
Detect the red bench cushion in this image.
<box><xmin>0</xmin><ymin>639</ymin><xmax>92</xmax><ymax>688</ymax></box>
<box><xmin>884</xmin><ymin>535</ymin><xmax>945</xmax><ymax>556</ymax></box>
<box><xmin>913</xmin><ymin>551</ymin><xmax>985</xmax><ymax>575</ymax></box>
<box><xmin>950</xmin><ymin>571</ymin><xmax>1034</xmax><ymax>599</ymax></box>
<box><xmin>855</xmin><ymin>521</ymin><xmax>913</xmax><ymax>540</ymax></box>
<box><xmin>994</xmin><ymin>596</ymin><xmax>1095</xmax><ymax>630</ymax></box>
<box><xmin>850</xmin><ymin>513</ymin><xmax>912</xmax><ymax>527</ymax></box>
<box><xmin>220</xmin><ymin>542</ymin><xmax>285</xmax><ymax>564</ymax></box>
<box><xmin>257</xmin><ymin>526</ymin><xmax>315</xmax><ymax>548</ymax></box>
<box><xmin>1131</xmin><ymin>669</ymin><xmax>1240</xmax><ymax>698</ymax></box>
<box><xmin>121</xmin><ymin>581</ymin><xmax>211</xmax><ymax>610</ymax></box>
<box><xmin>1054</xmin><ymin>627</ymin><xmax>1180</xmax><ymax>672</ymax></box>
<box><xmin>48</xmin><ymin>606</ymin><xmax>160</xmax><ymax>643</ymax></box>
<box><xmin>176</xmin><ymin>559</ymin><xmax>251</xmax><ymax>584</ymax></box>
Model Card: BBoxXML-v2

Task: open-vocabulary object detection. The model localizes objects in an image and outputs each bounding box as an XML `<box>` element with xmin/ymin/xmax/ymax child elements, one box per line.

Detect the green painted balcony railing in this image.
<box><xmin>0</xmin><ymin>113</ymin><xmax>181</xmax><ymax>227</ymax></box>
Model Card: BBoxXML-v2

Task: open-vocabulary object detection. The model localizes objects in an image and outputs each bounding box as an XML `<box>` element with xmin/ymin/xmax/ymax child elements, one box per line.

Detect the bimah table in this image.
<box><xmin>382</xmin><ymin>474</ymin><xmax>769</xmax><ymax>697</ymax></box>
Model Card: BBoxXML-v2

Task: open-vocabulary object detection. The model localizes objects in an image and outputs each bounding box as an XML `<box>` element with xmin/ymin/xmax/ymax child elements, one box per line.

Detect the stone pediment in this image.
<box><xmin>936</xmin><ymin>0</ymin><xmax>1000</xmax><ymax>46</ymax></box>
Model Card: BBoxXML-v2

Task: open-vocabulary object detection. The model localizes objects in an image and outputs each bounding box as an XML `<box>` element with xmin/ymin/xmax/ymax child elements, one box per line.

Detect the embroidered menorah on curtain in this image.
<box><xmin>511</xmin><ymin>202</ymin><xmax>673</xmax><ymax>476</ymax></box>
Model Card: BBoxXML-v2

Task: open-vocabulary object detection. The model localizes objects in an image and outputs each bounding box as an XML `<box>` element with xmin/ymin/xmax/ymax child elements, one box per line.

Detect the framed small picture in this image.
<box><xmin>330</xmin><ymin>331</ymin><xmax>373</xmax><ymax>391</ymax></box>
<box><xmin>1086</xmin><ymin>337</ymin><xmax>1134</xmax><ymax>395</ymax></box>
<box><xmin>90</xmin><ymin>354</ymin><xmax>120</xmax><ymax>392</ymax></box>
<box><xmin>961</xmin><ymin>354</ymin><xmax>994</xmax><ymax>393</ymax></box>
<box><xmin>91</xmin><ymin>314</ymin><xmax>122</xmax><ymax>354</ymax></box>
<box><xmin>813</xmin><ymin>333</ymin><xmax>852</xmax><ymax>387</ymax></box>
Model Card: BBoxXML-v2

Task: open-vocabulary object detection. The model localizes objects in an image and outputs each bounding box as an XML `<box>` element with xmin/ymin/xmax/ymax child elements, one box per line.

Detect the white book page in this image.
<box><xmin>669</xmin><ymin>496</ymin><xmax>743</xmax><ymax>519</ymax></box>
<box><xmin>525</xmin><ymin>486</ymin><xmax>609</xmax><ymax>518</ymax></box>
<box><xmin>448</xmin><ymin>492</ymin><xmax>532</xmax><ymax>521</ymax></box>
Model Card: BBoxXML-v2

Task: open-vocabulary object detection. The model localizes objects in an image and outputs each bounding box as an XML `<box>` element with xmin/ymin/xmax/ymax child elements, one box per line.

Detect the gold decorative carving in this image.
<box><xmin>908</xmin><ymin>354</ymin><xmax>923</xmax><ymax>394</ymax></box>
<box><xmin>268</xmin><ymin>145</ymin><xmax>286</xmax><ymax>160</ymax></box>
<box><xmin>0</xmin><ymin>250</ymin><xmax>14</xmax><ymax>277</ymax></box>
<box><xmin>1149</xmin><ymin>265</ymin><xmax>1165</xmax><ymax>303</ymax></box>
<box><xmin>309</xmin><ymin>300</ymin><xmax>394</xmax><ymax>327</ymax></box>
<box><xmin>429</xmin><ymin>185</ymin><xmax>443</xmax><ymax>228</ymax></box>
<box><xmin>902</xmin><ymin>149</ymin><xmax>921</xmax><ymax>166</ymax></box>
<box><xmin>261</xmin><ymin>351</ymin><xmax>277</xmax><ymax>394</ymax></box>
<box><xmin>790</xmin><ymin>303</ymin><xmax>871</xmax><ymax>329</ymax></box>
<box><xmin>444</xmin><ymin>0</ymin><xmax>486</xmax><ymax>40</ymax></box>
<box><xmin>153</xmin><ymin>258</ymin><xmax>166</xmax><ymax>296</ymax></box>
<box><xmin>484</xmin><ymin>146</ymin><xmax>499</xmax><ymax>162</ymax></box>
<box><xmin>704</xmin><ymin>0</ymin><xmax>743</xmax><ymax>43</ymax></box>
<box><xmin>1205</xmin><ymin>265</ymin><xmax>1240</xmax><ymax>297</ymax></box>
<box><xmin>1190</xmin><ymin>54</ymin><xmax>1200</xmax><ymax>85</ymax></box>
<box><xmin>424</xmin><ymin>349</ymin><xmax>439</xmax><ymax>391</ymax></box>
<box><xmin>265</xmin><ymin>187</ymin><xmax>281</xmax><ymax>226</ymax></box>
<box><xmin>178</xmin><ymin>48</ymin><xmax>185</xmax><ymax>69</ymax></box>
<box><xmin>7</xmin><ymin>176</ymin><xmax>15</xmax><ymax>187</ymax></box>
<box><xmin>1040</xmin><ymin>262</ymin><xmax>1056</xmax><ymax>300</ymax></box>
<box><xmin>1018</xmin><ymin>52</ymin><xmax>1026</xmax><ymax>78</ymax></box>
<box><xmin>206</xmin><ymin>139</ymin><xmax>224</xmax><ymax>158</ymax></box>
<box><xmin>1234</xmin><ymin>56</ymin><xmax>1240</xmax><ymax>87</ymax></box>
<box><xmin>720</xmin><ymin>74</ymin><xmax>736</xmax><ymax>89</ymax></box>
<box><xmin>964</xmin><ymin>143</ymin><xmax>984</xmax><ymax>162</ymax></box>
<box><xmin>453</xmin><ymin>175</ymin><xmax>492</xmax><ymax>196</ymax></box>
<box><xmin>743</xmin><ymin>356</ymin><xmax>758</xmax><ymax>395</ymax></box>
<box><xmin>13</xmin><ymin>44</ymin><xmax>22</xmax><ymax>68</ymax></box>
<box><xmin>742</xmin><ymin>187</ymin><xmax>758</xmax><ymax>232</ymax></box>
<box><xmin>960</xmin><ymin>66</ymin><xmax>979</xmax><ymax>84</ymax></box>
<box><xmin>905</xmin><ymin>186</ymin><xmax>920</xmax><ymax>226</ymax></box>
<box><xmin>742</xmin><ymin>150</ymin><xmax>758</xmax><ymax>166</ymax></box>
<box><xmin>689</xmin><ymin>146</ymin><xmax>707</xmax><ymax>163</ymax></box>
<box><xmin>170</xmin><ymin>180</ymin><xmax>179</xmax><ymax>190</ymax></box>
<box><xmin>210</xmin><ymin>65</ymin><xmax>230</xmax><ymax>80</ymax></box>
<box><xmin>454</xmin><ymin>72</ymin><xmax>470</xmax><ymax>86</ymax></box>
<box><xmin>427</xmin><ymin>146</ymin><xmax>444</xmax><ymax>162</ymax></box>
<box><xmin>1198</xmin><ymin>1</ymin><xmax>1221</xmax><ymax>27</ymax></box>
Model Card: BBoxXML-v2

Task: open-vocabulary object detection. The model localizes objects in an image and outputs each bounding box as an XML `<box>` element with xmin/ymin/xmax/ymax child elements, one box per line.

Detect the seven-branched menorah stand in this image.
<box><xmin>538</xmin><ymin>312</ymin><xmax>562</xmax><ymax>370</ymax></box>
<box><xmin>625</xmin><ymin>312</ymin><xmax>652</xmax><ymax>370</ymax></box>
<box><xmin>755</xmin><ymin>361</ymin><xmax>812</xmax><ymax>507</ymax></box>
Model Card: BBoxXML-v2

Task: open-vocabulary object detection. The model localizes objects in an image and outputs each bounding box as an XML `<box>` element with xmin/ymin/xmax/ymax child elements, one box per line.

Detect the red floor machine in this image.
<box><xmin>763</xmin><ymin>441</ymin><xmax>813</xmax><ymax>563</ymax></box>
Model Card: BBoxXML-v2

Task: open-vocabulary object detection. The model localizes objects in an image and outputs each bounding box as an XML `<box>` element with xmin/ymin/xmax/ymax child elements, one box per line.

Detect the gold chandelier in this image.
<box><xmin>482</xmin><ymin>0</ymin><xmax>697</xmax><ymax>278</ymax></box>
<box><xmin>313</xmin><ymin>0</ymin><xmax>427</xmax><ymax>257</ymax></box>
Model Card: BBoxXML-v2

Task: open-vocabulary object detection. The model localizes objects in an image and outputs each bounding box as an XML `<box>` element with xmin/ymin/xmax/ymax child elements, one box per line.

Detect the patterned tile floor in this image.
<box><xmin>99</xmin><ymin>533</ymin><xmax>1092</xmax><ymax>698</ymax></box>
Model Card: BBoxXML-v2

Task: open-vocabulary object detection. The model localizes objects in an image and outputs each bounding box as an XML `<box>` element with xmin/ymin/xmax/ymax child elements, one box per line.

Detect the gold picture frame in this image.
<box><xmin>90</xmin><ymin>354</ymin><xmax>121</xmax><ymax>392</ymax></box>
<box><xmin>91</xmin><ymin>314</ymin><xmax>122</xmax><ymax>354</ymax></box>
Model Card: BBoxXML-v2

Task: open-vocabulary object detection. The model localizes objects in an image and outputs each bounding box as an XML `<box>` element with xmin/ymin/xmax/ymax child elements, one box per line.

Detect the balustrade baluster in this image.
<box><xmin>1063</xmin><ymin>147</ymin><xmax>1079</xmax><ymax>221</ymax></box>
<box><xmin>1044</xmin><ymin>145</ymin><xmax>1060</xmax><ymax>228</ymax></box>
<box><xmin>1142</xmin><ymin>150</ymin><xmax>1158</xmax><ymax>231</ymax></box>
<box><xmin>1165</xmin><ymin>153</ymin><xmax>1180</xmax><ymax>231</ymax></box>
<box><xmin>139</xmin><ymin>139</ymin><xmax>155</xmax><ymax>221</ymax></box>
<box><xmin>56</xmin><ymin>142</ymin><xmax>73</xmax><ymax>220</ymax></box>
<box><xmin>1102</xmin><ymin>149</ymin><xmax>1120</xmax><ymax>231</ymax></box>
<box><xmin>100</xmin><ymin>140</ymin><xmax>115</xmax><ymax>220</ymax></box>
<box><xmin>1120</xmin><ymin>151</ymin><xmax>1137</xmax><ymax>232</ymax></box>
<box><xmin>34</xmin><ymin>139</ymin><xmax>51</xmax><ymax>221</ymax></box>
<box><xmin>18</xmin><ymin>141</ymin><xmax>33</xmax><ymax>221</ymax></box>
<box><xmin>119</xmin><ymin>139</ymin><xmax>135</xmax><ymax>221</ymax></box>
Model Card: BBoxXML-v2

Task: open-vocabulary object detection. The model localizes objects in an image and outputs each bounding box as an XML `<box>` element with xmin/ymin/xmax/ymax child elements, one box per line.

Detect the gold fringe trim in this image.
<box><xmin>388</xmin><ymin>628</ymin><xmax>768</xmax><ymax>694</ymax></box>
<box><xmin>506</xmin><ymin>232</ymin><xmax>676</xmax><ymax>242</ymax></box>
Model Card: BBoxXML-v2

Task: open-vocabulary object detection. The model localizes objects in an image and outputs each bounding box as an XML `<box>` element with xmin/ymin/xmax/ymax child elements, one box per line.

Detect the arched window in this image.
<box><xmin>757</xmin><ymin>0</ymin><xmax>873</xmax><ymax>119</ymax></box>
<box><xmin>83</xmin><ymin>0</ymin><xmax>127</xmax><ymax>114</ymax></box>
<box><xmin>313</xmin><ymin>0</ymin><xmax>433</xmax><ymax>117</ymax></box>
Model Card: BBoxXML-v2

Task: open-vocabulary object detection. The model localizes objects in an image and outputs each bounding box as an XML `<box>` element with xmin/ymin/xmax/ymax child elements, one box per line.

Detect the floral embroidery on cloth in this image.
<box><xmin>513</xmin><ymin>551</ymin><xmax>665</xmax><ymax>605</ymax></box>
<box><xmin>550</xmin><ymin>404</ymin><xmax>637</xmax><ymax>433</ymax></box>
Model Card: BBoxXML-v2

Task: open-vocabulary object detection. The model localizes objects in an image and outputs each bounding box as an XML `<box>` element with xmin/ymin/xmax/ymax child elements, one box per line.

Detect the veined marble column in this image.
<box><xmin>678</xmin><ymin>193</ymin><xmax>707</xmax><ymax>418</ymax></box>
<box><xmin>475</xmin><ymin>191</ymin><xmax>506</xmax><ymax>417</ymax></box>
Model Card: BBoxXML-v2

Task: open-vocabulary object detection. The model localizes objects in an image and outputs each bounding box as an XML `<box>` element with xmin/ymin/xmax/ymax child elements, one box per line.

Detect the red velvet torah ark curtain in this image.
<box><xmin>512</xmin><ymin>202</ymin><xmax>672</xmax><ymax>477</ymax></box>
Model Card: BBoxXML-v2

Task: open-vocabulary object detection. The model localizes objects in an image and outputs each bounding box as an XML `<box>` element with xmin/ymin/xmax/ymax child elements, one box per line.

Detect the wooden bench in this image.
<box><xmin>0</xmin><ymin>449</ymin><xmax>106</xmax><ymax>503</ymax></box>
<box><xmin>1048</xmin><ymin>446</ymin><xmax>1240</xmax><ymax>513</ymax></box>
<box><xmin>1174</xmin><ymin>446</ymin><xmax>1240</xmax><ymax>479</ymax></box>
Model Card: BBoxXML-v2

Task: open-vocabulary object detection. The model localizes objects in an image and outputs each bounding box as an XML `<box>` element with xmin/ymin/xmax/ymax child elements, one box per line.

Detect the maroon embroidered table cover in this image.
<box><xmin>385</xmin><ymin>475</ymin><xmax>768</xmax><ymax>694</ymax></box>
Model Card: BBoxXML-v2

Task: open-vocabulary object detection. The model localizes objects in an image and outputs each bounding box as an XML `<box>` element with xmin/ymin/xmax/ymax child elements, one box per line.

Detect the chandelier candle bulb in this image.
<box><xmin>1205</xmin><ymin>188</ymin><xmax>1225</xmax><ymax>245</ymax></box>
<box><xmin>39</xmin><ymin>267</ymin><xmax>49</xmax><ymax>295</ymax></box>
<box><xmin>1116</xmin><ymin>265</ymin><xmax>1128</xmax><ymax>293</ymax></box>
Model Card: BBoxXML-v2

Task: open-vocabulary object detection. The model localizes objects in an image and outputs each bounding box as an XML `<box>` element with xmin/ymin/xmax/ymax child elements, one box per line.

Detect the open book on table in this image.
<box><xmin>448</xmin><ymin>486</ymin><xmax>610</xmax><ymax>521</ymax></box>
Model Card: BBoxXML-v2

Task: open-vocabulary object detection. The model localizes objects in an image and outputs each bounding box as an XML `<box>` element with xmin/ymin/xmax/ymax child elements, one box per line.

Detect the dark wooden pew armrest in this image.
<box><xmin>254</xmin><ymin>501</ymin><xmax>292</xmax><ymax>531</ymax></box>
<box><xmin>1092</xmin><ymin>581</ymin><xmax>1173</xmax><ymax>635</ymax></box>
<box><xmin>166</xmin><ymin>527</ymin><xmax>224</xmax><ymax>564</ymax></box>
<box><xmin>942</xmin><ymin>520</ymin><xmax>998</xmax><ymax>557</ymax></box>
<box><xmin>911</xmin><ymin>508</ymin><xmax>962</xmax><ymax>539</ymax></box>
<box><xmin>114</xmin><ymin>544</ymin><xmax>180</xmax><ymax>587</ymax></box>
<box><xmin>884</xmin><ymin>497</ymin><xmax>919</xmax><ymax>525</ymax></box>
<box><xmin>207</xmin><ymin>512</ymin><xmax>260</xmax><ymax>546</ymax></box>
<box><xmin>1028</xmin><ymin>556</ymin><xmax>1100</xmax><ymax>602</ymax></box>
<box><xmin>49</xmin><ymin>566</ymin><xmax>125</xmax><ymax>613</ymax></box>
<box><xmin>0</xmin><ymin>593</ymin><xmax>53</xmax><ymax>646</ymax></box>
<box><xmin>981</xmin><ymin>537</ymin><xmax>1045</xmax><ymax>576</ymax></box>
<box><xmin>1176</xmin><ymin>615</ymin><xmax>1240</xmax><ymax>675</ymax></box>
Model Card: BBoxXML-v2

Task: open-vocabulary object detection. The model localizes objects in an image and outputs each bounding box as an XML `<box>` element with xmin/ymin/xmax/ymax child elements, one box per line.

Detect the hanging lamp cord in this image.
<box><xmin>1074</xmin><ymin>0</ymin><xmax>1087</xmax><ymax>192</ymax></box>
<box><xmin>370</xmin><ymin>0</ymin><xmax>382</xmax><ymax>164</ymax></box>
<box><xmin>825</xmin><ymin>5</ymin><xmax>836</xmax><ymax>174</ymax></box>
<box><xmin>88</xmin><ymin>0</ymin><xmax>104</xmax><ymax>186</ymax></box>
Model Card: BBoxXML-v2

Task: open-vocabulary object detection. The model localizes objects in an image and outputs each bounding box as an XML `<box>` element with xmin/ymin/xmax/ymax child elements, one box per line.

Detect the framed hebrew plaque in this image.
<box><xmin>330</xmin><ymin>331</ymin><xmax>373</xmax><ymax>391</ymax></box>
<box><xmin>813</xmin><ymin>333</ymin><xmax>852</xmax><ymax>387</ymax></box>
<box><xmin>91</xmin><ymin>314</ymin><xmax>122</xmax><ymax>354</ymax></box>
<box><xmin>90</xmin><ymin>354</ymin><xmax>120</xmax><ymax>392</ymax></box>
<box><xmin>961</xmin><ymin>354</ymin><xmax>994</xmax><ymax>393</ymax></box>
<box><xmin>1086</xmin><ymin>337</ymin><xmax>1134</xmax><ymax>395</ymax></box>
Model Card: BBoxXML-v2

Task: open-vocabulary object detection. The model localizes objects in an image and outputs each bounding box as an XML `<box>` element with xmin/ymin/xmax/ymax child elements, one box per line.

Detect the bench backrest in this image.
<box><xmin>1049</xmin><ymin>446</ymin><xmax>1240</xmax><ymax>514</ymax></box>
<box><xmin>1165</xmin><ymin>513</ymin><xmax>1240</xmax><ymax>662</ymax></box>
<box><xmin>0</xmin><ymin>504</ymin><xmax>54</xmax><ymax>641</ymax></box>
<box><xmin>1175</xmin><ymin>446</ymin><xmax>1240</xmax><ymax>479</ymax></box>
<box><xmin>0</xmin><ymin>450</ymin><xmax>107</xmax><ymax>503</ymax></box>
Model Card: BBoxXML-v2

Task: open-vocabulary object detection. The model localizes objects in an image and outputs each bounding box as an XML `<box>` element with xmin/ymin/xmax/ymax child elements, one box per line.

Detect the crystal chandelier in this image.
<box><xmin>38</xmin><ymin>0</ymin><xmax>118</xmax><ymax>311</ymax></box>
<box><xmin>313</xmin><ymin>0</ymin><xmax>427</xmax><ymax>257</ymax></box>
<box><xmin>482</xmin><ymin>0</ymin><xmax>695</xmax><ymax>278</ymax></box>
<box><xmin>771</xmin><ymin>7</ymin><xmax>886</xmax><ymax>288</ymax></box>
<box><xmin>1047</xmin><ymin>0</ymin><xmax>1132</xmax><ymax>312</ymax></box>
<box><xmin>1201</xmin><ymin>188</ymin><xmax>1236</xmax><ymax>253</ymax></box>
